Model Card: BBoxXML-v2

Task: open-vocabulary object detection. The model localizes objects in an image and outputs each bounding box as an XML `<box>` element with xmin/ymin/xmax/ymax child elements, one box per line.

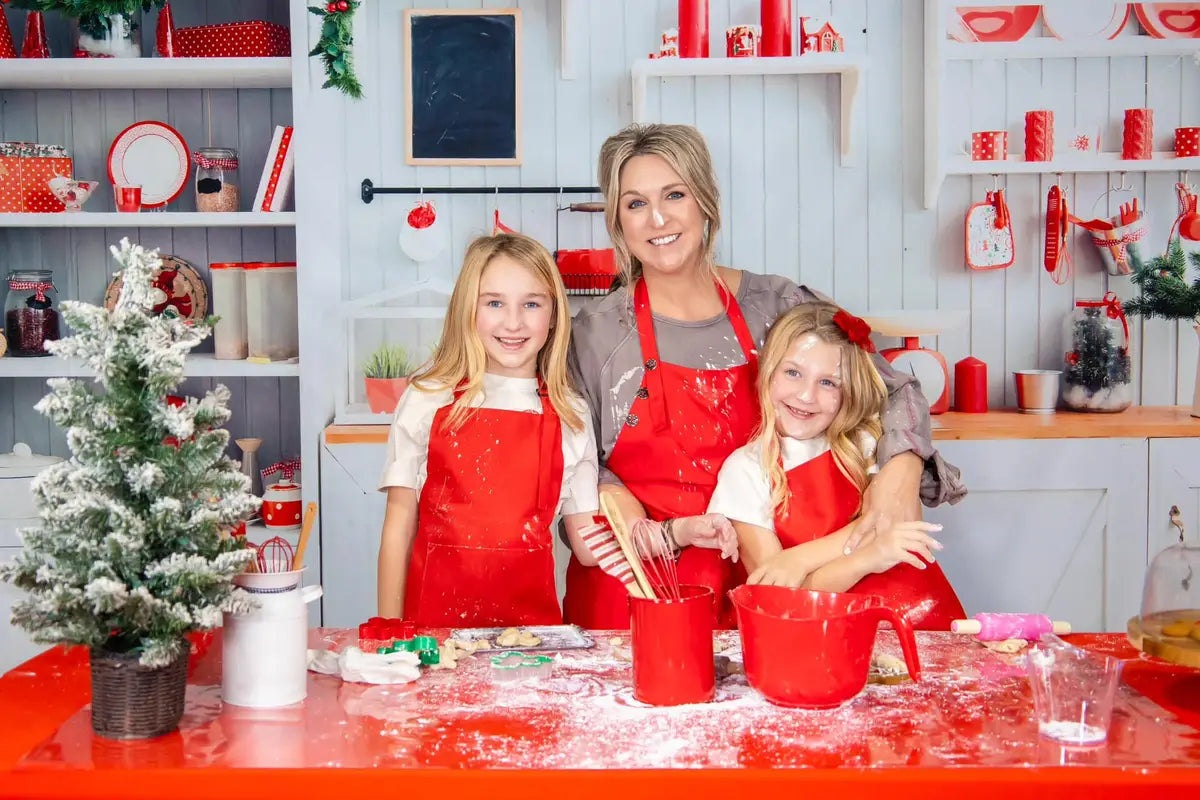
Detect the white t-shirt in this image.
<box><xmin>376</xmin><ymin>372</ymin><xmax>600</xmax><ymax>517</ymax></box>
<box><xmin>707</xmin><ymin>433</ymin><xmax>877</xmax><ymax>533</ymax></box>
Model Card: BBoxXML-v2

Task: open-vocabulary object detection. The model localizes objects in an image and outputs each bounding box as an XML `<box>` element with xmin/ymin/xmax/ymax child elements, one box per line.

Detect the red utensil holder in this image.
<box><xmin>630</xmin><ymin>584</ymin><xmax>715</xmax><ymax>706</ymax></box>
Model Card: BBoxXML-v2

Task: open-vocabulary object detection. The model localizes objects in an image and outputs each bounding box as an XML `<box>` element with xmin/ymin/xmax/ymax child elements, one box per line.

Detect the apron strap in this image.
<box><xmin>535</xmin><ymin>380</ymin><xmax>559</xmax><ymax>513</ymax></box>
<box><xmin>633</xmin><ymin>276</ymin><xmax>758</xmax><ymax>433</ymax></box>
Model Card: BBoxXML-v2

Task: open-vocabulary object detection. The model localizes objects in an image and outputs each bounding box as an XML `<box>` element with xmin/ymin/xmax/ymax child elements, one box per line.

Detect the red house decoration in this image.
<box><xmin>799</xmin><ymin>17</ymin><xmax>844</xmax><ymax>53</ymax></box>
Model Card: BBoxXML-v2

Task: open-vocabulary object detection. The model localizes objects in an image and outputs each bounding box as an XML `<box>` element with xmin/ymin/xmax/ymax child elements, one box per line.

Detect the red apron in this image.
<box><xmin>563</xmin><ymin>278</ymin><xmax>760</xmax><ymax>629</ymax></box>
<box><xmin>404</xmin><ymin>384</ymin><xmax>564</xmax><ymax>627</ymax></box>
<box><xmin>774</xmin><ymin>449</ymin><xmax>965</xmax><ymax>631</ymax></box>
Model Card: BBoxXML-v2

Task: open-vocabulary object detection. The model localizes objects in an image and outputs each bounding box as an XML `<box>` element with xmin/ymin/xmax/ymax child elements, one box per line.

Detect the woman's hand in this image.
<box><xmin>745</xmin><ymin>547</ymin><xmax>812</xmax><ymax>588</ymax></box>
<box><xmin>857</xmin><ymin>521</ymin><xmax>943</xmax><ymax>574</ymax></box>
<box><xmin>670</xmin><ymin>514</ymin><xmax>739</xmax><ymax>561</ymax></box>
<box><xmin>844</xmin><ymin>452</ymin><xmax>923</xmax><ymax>553</ymax></box>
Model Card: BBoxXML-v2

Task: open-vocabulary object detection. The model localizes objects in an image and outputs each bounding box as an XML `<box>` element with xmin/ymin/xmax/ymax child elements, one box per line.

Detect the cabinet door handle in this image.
<box><xmin>1169</xmin><ymin>505</ymin><xmax>1185</xmax><ymax>543</ymax></box>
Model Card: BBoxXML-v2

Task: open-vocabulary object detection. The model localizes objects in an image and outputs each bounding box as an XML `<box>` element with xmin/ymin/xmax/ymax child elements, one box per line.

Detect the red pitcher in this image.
<box><xmin>730</xmin><ymin>585</ymin><xmax>922</xmax><ymax>709</ymax></box>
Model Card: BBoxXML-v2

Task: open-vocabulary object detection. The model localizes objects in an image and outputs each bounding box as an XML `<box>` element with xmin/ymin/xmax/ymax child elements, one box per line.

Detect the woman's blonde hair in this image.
<box><xmin>751</xmin><ymin>302</ymin><xmax>888</xmax><ymax>517</ymax></box>
<box><xmin>598</xmin><ymin>123</ymin><xmax>722</xmax><ymax>287</ymax></box>
<box><xmin>410</xmin><ymin>233</ymin><xmax>583</xmax><ymax>433</ymax></box>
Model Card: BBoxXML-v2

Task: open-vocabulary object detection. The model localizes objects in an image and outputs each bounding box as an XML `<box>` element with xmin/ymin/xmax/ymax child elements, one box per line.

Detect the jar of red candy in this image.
<box><xmin>4</xmin><ymin>270</ymin><xmax>60</xmax><ymax>357</ymax></box>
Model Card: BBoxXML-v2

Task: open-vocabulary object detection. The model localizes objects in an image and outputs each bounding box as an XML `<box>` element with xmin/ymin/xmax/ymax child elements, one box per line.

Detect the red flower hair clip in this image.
<box><xmin>832</xmin><ymin>309</ymin><xmax>876</xmax><ymax>353</ymax></box>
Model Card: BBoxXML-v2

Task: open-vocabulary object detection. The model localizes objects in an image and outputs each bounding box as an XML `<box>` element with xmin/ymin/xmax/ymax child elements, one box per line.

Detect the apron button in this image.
<box><xmin>644</xmin><ymin>358</ymin><xmax>657</xmax><ymax>371</ymax></box>
<box><xmin>625</xmin><ymin>413</ymin><xmax>639</xmax><ymax>427</ymax></box>
<box><xmin>636</xmin><ymin>387</ymin><xmax>649</xmax><ymax>400</ymax></box>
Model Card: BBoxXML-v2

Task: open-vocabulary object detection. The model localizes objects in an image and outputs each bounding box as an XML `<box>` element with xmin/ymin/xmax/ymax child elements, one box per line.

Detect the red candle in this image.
<box><xmin>678</xmin><ymin>0</ymin><xmax>709</xmax><ymax>58</ymax></box>
<box><xmin>1024</xmin><ymin>110</ymin><xmax>1054</xmax><ymax>162</ymax></box>
<box><xmin>954</xmin><ymin>356</ymin><xmax>988</xmax><ymax>413</ymax></box>
<box><xmin>760</xmin><ymin>0</ymin><xmax>792</xmax><ymax>56</ymax></box>
<box><xmin>1122</xmin><ymin>108</ymin><xmax>1153</xmax><ymax>160</ymax></box>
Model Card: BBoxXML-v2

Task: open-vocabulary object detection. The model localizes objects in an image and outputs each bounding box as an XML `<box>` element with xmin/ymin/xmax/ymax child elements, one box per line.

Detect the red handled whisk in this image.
<box><xmin>630</xmin><ymin>518</ymin><xmax>681</xmax><ymax>601</ymax></box>
<box><xmin>256</xmin><ymin>536</ymin><xmax>295</xmax><ymax>573</ymax></box>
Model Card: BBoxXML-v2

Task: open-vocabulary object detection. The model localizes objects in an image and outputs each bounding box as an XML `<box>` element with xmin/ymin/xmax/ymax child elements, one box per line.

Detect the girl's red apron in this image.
<box><xmin>563</xmin><ymin>278</ymin><xmax>759</xmax><ymax>629</ymax></box>
<box><xmin>404</xmin><ymin>385</ymin><xmax>564</xmax><ymax>627</ymax></box>
<box><xmin>774</xmin><ymin>449</ymin><xmax>965</xmax><ymax>631</ymax></box>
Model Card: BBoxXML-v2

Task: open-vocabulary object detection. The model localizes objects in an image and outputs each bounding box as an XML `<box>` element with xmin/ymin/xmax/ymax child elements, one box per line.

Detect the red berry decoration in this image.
<box><xmin>326</xmin><ymin>2</ymin><xmax>336</xmax><ymax>11</ymax></box>
<box><xmin>407</xmin><ymin>201</ymin><xmax>437</xmax><ymax>230</ymax></box>
<box><xmin>337</xmin><ymin>0</ymin><xmax>349</xmax><ymax>10</ymax></box>
<box><xmin>1065</xmin><ymin>351</ymin><xmax>1080</xmax><ymax>366</ymax></box>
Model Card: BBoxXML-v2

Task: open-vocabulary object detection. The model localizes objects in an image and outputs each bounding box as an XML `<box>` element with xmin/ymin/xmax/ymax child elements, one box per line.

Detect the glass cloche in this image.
<box><xmin>1132</xmin><ymin>506</ymin><xmax>1200</xmax><ymax>668</ymax></box>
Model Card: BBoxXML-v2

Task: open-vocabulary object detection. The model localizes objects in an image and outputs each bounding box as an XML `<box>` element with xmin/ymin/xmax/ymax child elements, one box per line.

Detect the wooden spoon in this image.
<box><xmin>291</xmin><ymin>501</ymin><xmax>318</xmax><ymax>571</ymax></box>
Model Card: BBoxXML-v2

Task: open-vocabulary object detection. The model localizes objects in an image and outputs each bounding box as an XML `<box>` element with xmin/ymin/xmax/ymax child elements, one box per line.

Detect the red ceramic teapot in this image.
<box><xmin>730</xmin><ymin>585</ymin><xmax>922</xmax><ymax>709</ymax></box>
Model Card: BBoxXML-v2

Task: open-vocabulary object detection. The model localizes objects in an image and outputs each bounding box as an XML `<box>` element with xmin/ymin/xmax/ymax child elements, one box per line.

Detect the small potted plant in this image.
<box><xmin>363</xmin><ymin>343</ymin><xmax>414</xmax><ymax>415</ymax></box>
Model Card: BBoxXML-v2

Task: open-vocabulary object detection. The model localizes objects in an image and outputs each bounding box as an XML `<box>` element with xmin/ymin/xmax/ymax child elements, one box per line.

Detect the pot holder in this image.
<box><xmin>965</xmin><ymin>188</ymin><xmax>1014</xmax><ymax>270</ymax></box>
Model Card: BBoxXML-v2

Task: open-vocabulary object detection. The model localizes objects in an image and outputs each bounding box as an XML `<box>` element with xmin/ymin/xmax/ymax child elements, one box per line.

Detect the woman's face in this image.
<box><xmin>616</xmin><ymin>154</ymin><xmax>706</xmax><ymax>278</ymax></box>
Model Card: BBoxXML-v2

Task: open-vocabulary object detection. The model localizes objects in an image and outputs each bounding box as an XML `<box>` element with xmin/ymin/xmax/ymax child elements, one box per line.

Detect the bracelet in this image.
<box><xmin>662</xmin><ymin>518</ymin><xmax>681</xmax><ymax>552</ymax></box>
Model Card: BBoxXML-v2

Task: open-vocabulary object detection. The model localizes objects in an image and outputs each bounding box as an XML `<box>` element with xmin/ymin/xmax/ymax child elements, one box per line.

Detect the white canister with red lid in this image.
<box><xmin>262</xmin><ymin>480</ymin><xmax>302</xmax><ymax>530</ymax></box>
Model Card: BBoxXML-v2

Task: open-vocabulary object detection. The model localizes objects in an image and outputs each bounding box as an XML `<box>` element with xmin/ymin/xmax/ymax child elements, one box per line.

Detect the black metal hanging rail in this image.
<box><xmin>361</xmin><ymin>179</ymin><xmax>601</xmax><ymax>204</ymax></box>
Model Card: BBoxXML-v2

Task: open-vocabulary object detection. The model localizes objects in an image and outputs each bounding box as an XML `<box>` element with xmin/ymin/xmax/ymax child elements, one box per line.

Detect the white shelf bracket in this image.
<box><xmin>838</xmin><ymin>65</ymin><xmax>861</xmax><ymax>168</ymax></box>
<box><xmin>560</xmin><ymin>0</ymin><xmax>577</xmax><ymax>80</ymax></box>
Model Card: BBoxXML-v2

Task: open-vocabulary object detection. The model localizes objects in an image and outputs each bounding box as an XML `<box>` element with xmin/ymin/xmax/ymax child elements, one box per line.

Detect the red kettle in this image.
<box><xmin>730</xmin><ymin>585</ymin><xmax>922</xmax><ymax>709</ymax></box>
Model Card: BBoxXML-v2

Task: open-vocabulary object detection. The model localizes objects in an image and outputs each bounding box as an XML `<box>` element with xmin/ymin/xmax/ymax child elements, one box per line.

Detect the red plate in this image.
<box><xmin>949</xmin><ymin>5</ymin><xmax>1041</xmax><ymax>42</ymax></box>
<box><xmin>1135</xmin><ymin>3</ymin><xmax>1200</xmax><ymax>37</ymax></box>
<box><xmin>107</xmin><ymin>121</ymin><xmax>190</xmax><ymax>209</ymax></box>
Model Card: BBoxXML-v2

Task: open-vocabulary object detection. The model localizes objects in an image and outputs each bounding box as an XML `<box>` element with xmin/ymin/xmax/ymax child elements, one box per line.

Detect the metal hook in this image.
<box><xmin>1171</xmin><ymin>505</ymin><xmax>1186</xmax><ymax>544</ymax></box>
<box><xmin>990</xmin><ymin>173</ymin><xmax>1000</xmax><ymax>192</ymax></box>
<box><xmin>1112</xmin><ymin>172</ymin><xmax>1131</xmax><ymax>192</ymax></box>
<box><xmin>1055</xmin><ymin>172</ymin><xmax>1063</xmax><ymax>189</ymax></box>
<box><xmin>419</xmin><ymin>186</ymin><xmax>424</xmax><ymax>197</ymax></box>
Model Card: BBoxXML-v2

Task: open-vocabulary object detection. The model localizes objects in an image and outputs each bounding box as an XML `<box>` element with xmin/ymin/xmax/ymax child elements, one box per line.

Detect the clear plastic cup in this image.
<box><xmin>1026</xmin><ymin>636</ymin><xmax>1122</xmax><ymax>746</ymax></box>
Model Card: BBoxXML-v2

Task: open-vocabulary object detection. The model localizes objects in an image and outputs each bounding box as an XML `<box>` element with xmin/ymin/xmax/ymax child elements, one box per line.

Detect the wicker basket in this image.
<box><xmin>89</xmin><ymin>644</ymin><xmax>188</xmax><ymax>740</ymax></box>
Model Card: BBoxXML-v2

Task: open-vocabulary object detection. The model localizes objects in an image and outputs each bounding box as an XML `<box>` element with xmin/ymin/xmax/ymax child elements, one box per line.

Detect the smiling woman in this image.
<box><xmin>562</xmin><ymin>123</ymin><xmax>967</xmax><ymax>630</ymax></box>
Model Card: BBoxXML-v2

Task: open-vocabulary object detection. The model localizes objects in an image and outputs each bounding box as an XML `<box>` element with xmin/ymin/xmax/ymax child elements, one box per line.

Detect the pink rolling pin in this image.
<box><xmin>950</xmin><ymin>613</ymin><xmax>1071</xmax><ymax>641</ymax></box>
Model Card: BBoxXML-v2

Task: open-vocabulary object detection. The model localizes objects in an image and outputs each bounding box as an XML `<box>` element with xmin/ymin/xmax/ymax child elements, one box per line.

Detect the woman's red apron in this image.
<box><xmin>404</xmin><ymin>385</ymin><xmax>564</xmax><ymax>627</ymax></box>
<box><xmin>774</xmin><ymin>449</ymin><xmax>965</xmax><ymax>631</ymax></box>
<box><xmin>563</xmin><ymin>278</ymin><xmax>759</xmax><ymax>629</ymax></box>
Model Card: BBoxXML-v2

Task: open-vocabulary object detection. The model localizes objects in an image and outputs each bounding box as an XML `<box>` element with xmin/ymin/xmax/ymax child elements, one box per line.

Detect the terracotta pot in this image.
<box><xmin>364</xmin><ymin>376</ymin><xmax>409</xmax><ymax>415</ymax></box>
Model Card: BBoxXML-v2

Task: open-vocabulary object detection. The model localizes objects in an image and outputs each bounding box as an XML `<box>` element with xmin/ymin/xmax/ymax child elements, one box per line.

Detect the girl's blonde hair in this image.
<box><xmin>751</xmin><ymin>302</ymin><xmax>888</xmax><ymax>517</ymax></box>
<box><xmin>598</xmin><ymin>123</ymin><xmax>722</xmax><ymax>287</ymax></box>
<box><xmin>410</xmin><ymin>233</ymin><xmax>583</xmax><ymax>433</ymax></box>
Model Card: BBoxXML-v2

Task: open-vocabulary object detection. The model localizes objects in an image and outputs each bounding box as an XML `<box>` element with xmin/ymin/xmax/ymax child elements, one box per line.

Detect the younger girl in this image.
<box><xmin>707</xmin><ymin>302</ymin><xmax>965</xmax><ymax>630</ymax></box>
<box><xmin>376</xmin><ymin>233</ymin><xmax>601</xmax><ymax>627</ymax></box>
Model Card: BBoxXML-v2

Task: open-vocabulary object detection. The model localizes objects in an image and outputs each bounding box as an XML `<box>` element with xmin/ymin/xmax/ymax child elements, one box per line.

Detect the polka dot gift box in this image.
<box><xmin>156</xmin><ymin>5</ymin><xmax>290</xmax><ymax>58</ymax></box>
<box><xmin>0</xmin><ymin>142</ymin><xmax>73</xmax><ymax>213</ymax></box>
<box><xmin>261</xmin><ymin>458</ymin><xmax>302</xmax><ymax>530</ymax></box>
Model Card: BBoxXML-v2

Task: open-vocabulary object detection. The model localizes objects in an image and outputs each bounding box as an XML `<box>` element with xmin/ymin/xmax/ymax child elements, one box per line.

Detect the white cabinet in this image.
<box><xmin>1148</xmin><ymin>438</ymin><xmax>1200</xmax><ymax>569</ymax></box>
<box><xmin>926</xmin><ymin>438</ymin><xmax>1149</xmax><ymax>632</ymax></box>
<box><xmin>319</xmin><ymin>439</ymin><xmax>387</xmax><ymax>627</ymax></box>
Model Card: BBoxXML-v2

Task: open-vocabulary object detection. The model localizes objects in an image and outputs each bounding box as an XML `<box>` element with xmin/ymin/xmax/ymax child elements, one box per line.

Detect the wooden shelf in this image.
<box><xmin>0</xmin><ymin>353</ymin><xmax>299</xmax><ymax>379</ymax></box>
<box><xmin>943</xmin><ymin>37</ymin><xmax>1200</xmax><ymax>62</ymax></box>
<box><xmin>631</xmin><ymin>54</ymin><xmax>867</xmax><ymax>166</ymax></box>
<box><xmin>943</xmin><ymin>151</ymin><xmax>1200</xmax><ymax>177</ymax></box>
<box><xmin>0</xmin><ymin>212</ymin><xmax>295</xmax><ymax>228</ymax></box>
<box><xmin>0</xmin><ymin>58</ymin><xmax>291</xmax><ymax>90</ymax></box>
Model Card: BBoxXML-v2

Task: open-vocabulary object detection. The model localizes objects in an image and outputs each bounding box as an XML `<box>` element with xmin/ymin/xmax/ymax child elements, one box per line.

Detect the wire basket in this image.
<box><xmin>89</xmin><ymin>644</ymin><xmax>189</xmax><ymax>740</ymax></box>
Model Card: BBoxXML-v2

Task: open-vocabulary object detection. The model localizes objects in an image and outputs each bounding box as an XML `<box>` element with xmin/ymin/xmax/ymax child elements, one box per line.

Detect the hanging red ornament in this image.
<box><xmin>407</xmin><ymin>201</ymin><xmax>437</xmax><ymax>230</ymax></box>
<box><xmin>1065</xmin><ymin>351</ymin><xmax>1080</xmax><ymax>366</ymax></box>
<box><xmin>337</xmin><ymin>1</ymin><xmax>349</xmax><ymax>10</ymax></box>
<box><xmin>326</xmin><ymin>2</ymin><xmax>336</xmax><ymax>11</ymax></box>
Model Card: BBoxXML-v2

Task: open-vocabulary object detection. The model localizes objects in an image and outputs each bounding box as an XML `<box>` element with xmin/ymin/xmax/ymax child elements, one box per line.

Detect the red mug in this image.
<box><xmin>114</xmin><ymin>184</ymin><xmax>142</xmax><ymax>212</ymax></box>
<box><xmin>1176</xmin><ymin>127</ymin><xmax>1200</xmax><ymax>158</ymax></box>
<box><xmin>971</xmin><ymin>130</ymin><xmax>1007</xmax><ymax>161</ymax></box>
<box><xmin>630</xmin><ymin>584</ymin><xmax>715</xmax><ymax>706</ymax></box>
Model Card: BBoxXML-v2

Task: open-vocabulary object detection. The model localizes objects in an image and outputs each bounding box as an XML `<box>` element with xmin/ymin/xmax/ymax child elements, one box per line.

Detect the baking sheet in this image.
<box><xmin>449</xmin><ymin>624</ymin><xmax>596</xmax><ymax>652</ymax></box>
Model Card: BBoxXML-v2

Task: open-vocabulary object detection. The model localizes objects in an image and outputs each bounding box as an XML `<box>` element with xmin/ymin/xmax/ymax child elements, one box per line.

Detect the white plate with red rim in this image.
<box><xmin>107</xmin><ymin>121</ymin><xmax>190</xmax><ymax>208</ymax></box>
<box><xmin>1134</xmin><ymin>3</ymin><xmax>1200</xmax><ymax>37</ymax></box>
<box><xmin>1042</xmin><ymin>1</ymin><xmax>1131</xmax><ymax>39</ymax></box>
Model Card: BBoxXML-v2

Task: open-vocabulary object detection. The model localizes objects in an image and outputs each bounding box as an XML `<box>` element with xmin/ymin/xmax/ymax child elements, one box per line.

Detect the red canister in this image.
<box><xmin>630</xmin><ymin>585</ymin><xmax>716</xmax><ymax>706</ymax></box>
<box><xmin>1176</xmin><ymin>127</ymin><xmax>1200</xmax><ymax>158</ymax></box>
<box><xmin>1024</xmin><ymin>110</ymin><xmax>1054</xmax><ymax>162</ymax></box>
<box><xmin>1122</xmin><ymin>108</ymin><xmax>1153</xmax><ymax>160</ymax></box>
<box><xmin>759</xmin><ymin>0</ymin><xmax>792</xmax><ymax>56</ymax></box>
<box><xmin>678</xmin><ymin>0</ymin><xmax>709</xmax><ymax>58</ymax></box>
<box><xmin>954</xmin><ymin>356</ymin><xmax>988</xmax><ymax>413</ymax></box>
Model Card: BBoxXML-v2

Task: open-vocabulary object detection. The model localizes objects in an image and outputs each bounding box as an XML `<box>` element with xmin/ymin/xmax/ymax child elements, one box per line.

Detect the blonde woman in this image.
<box><xmin>376</xmin><ymin>233</ymin><xmax>600</xmax><ymax>626</ymax></box>
<box><xmin>706</xmin><ymin>303</ymin><xmax>965</xmax><ymax>630</ymax></box>
<box><xmin>564</xmin><ymin>123</ymin><xmax>964</xmax><ymax>629</ymax></box>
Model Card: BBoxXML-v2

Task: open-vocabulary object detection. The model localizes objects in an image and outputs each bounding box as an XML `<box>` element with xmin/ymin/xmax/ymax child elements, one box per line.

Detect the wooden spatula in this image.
<box><xmin>290</xmin><ymin>501</ymin><xmax>317</xmax><ymax>571</ymax></box>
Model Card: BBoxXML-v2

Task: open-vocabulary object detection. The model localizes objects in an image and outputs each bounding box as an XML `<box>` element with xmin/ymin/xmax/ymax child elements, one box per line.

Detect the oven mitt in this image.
<box><xmin>965</xmin><ymin>189</ymin><xmax>1014</xmax><ymax>270</ymax></box>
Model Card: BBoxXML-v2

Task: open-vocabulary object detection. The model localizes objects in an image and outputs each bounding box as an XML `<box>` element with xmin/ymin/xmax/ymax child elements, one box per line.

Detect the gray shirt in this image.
<box><xmin>567</xmin><ymin>271</ymin><xmax>965</xmax><ymax>507</ymax></box>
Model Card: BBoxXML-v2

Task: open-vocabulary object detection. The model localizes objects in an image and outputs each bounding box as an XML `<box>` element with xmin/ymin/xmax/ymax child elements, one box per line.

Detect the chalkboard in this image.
<box><xmin>404</xmin><ymin>9</ymin><xmax>521</xmax><ymax>166</ymax></box>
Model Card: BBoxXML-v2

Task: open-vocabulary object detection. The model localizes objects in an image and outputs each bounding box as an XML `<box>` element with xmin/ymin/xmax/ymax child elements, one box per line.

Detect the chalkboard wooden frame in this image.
<box><xmin>403</xmin><ymin>8</ymin><xmax>522</xmax><ymax>166</ymax></box>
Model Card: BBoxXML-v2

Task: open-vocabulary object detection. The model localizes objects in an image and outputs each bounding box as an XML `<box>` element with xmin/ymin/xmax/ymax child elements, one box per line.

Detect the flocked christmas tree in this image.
<box><xmin>0</xmin><ymin>239</ymin><xmax>259</xmax><ymax>668</ymax></box>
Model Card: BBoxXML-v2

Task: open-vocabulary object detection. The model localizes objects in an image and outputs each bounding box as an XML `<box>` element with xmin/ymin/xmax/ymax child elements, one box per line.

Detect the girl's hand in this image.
<box><xmin>670</xmin><ymin>514</ymin><xmax>739</xmax><ymax>562</ymax></box>
<box><xmin>746</xmin><ymin>547</ymin><xmax>811</xmax><ymax>588</ymax></box>
<box><xmin>859</xmin><ymin>521</ymin><xmax>944</xmax><ymax>574</ymax></box>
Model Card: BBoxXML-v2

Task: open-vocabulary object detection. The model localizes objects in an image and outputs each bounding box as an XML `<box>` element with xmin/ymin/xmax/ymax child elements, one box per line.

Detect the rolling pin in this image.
<box><xmin>951</xmin><ymin>613</ymin><xmax>1071</xmax><ymax>641</ymax></box>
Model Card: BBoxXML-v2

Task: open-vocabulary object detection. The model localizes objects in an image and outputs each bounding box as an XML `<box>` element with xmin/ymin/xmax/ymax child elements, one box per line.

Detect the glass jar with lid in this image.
<box><xmin>193</xmin><ymin>147</ymin><xmax>240</xmax><ymax>212</ymax></box>
<box><xmin>1061</xmin><ymin>293</ymin><xmax>1133</xmax><ymax>413</ymax></box>
<box><xmin>4</xmin><ymin>270</ymin><xmax>60</xmax><ymax>357</ymax></box>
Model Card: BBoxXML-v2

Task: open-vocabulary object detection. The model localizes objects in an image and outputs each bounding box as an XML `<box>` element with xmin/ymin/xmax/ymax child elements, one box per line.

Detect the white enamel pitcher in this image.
<box><xmin>222</xmin><ymin>569</ymin><xmax>322</xmax><ymax>708</ymax></box>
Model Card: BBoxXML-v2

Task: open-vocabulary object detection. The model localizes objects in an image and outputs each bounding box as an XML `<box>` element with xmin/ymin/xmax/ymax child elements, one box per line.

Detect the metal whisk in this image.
<box><xmin>630</xmin><ymin>518</ymin><xmax>682</xmax><ymax>601</ymax></box>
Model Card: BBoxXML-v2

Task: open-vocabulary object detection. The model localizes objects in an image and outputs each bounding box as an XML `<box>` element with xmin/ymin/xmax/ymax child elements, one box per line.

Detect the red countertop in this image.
<box><xmin>2</xmin><ymin>630</ymin><xmax>1199</xmax><ymax>799</ymax></box>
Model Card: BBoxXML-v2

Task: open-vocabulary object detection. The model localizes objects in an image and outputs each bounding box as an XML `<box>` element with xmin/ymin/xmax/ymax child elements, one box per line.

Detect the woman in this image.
<box><xmin>562</xmin><ymin>123</ymin><xmax>965</xmax><ymax>629</ymax></box>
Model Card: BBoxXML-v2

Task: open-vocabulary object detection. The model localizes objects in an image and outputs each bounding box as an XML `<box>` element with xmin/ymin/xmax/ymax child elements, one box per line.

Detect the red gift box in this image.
<box><xmin>157</xmin><ymin>6</ymin><xmax>290</xmax><ymax>58</ymax></box>
<box><xmin>1122</xmin><ymin>108</ymin><xmax>1153</xmax><ymax>160</ymax></box>
<box><xmin>0</xmin><ymin>143</ymin><xmax>73</xmax><ymax>213</ymax></box>
<box><xmin>1024</xmin><ymin>110</ymin><xmax>1054</xmax><ymax>162</ymax></box>
<box><xmin>1175</xmin><ymin>126</ymin><xmax>1200</xmax><ymax>158</ymax></box>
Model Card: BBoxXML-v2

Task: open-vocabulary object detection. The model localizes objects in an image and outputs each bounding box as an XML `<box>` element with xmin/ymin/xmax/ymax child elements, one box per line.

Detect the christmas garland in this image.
<box><xmin>5</xmin><ymin>0</ymin><xmax>164</xmax><ymax>39</ymax></box>
<box><xmin>308</xmin><ymin>0</ymin><xmax>362</xmax><ymax>99</ymax></box>
<box><xmin>1124</xmin><ymin>238</ymin><xmax>1200</xmax><ymax>325</ymax></box>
